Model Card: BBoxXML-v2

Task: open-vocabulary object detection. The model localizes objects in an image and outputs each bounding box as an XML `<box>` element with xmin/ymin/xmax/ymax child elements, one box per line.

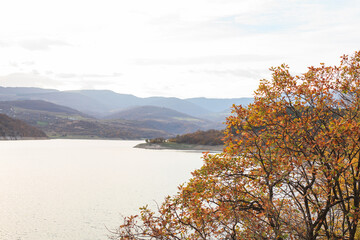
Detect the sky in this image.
<box><xmin>0</xmin><ymin>0</ymin><xmax>359</xmax><ymax>99</ymax></box>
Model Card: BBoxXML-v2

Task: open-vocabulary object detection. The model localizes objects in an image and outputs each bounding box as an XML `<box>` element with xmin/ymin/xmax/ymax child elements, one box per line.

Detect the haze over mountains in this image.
<box><xmin>0</xmin><ymin>86</ymin><xmax>253</xmax><ymax>139</ymax></box>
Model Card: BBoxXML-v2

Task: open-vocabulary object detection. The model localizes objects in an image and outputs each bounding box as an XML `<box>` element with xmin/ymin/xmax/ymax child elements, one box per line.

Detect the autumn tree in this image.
<box><xmin>110</xmin><ymin>51</ymin><xmax>360</xmax><ymax>240</ymax></box>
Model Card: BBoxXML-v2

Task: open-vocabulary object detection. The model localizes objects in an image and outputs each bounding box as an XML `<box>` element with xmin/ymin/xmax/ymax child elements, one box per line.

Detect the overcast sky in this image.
<box><xmin>0</xmin><ymin>0</ymin><xmax>359</xmax><ymax>98</ymax></box>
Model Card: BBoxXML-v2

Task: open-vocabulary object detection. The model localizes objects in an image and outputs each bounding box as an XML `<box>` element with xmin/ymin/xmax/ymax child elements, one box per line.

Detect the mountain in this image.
<box><xmin>0</xmin><ymin>100</ymin><xmax>97</xmax><ymax>138</ymax></box>
<box><xmin>0</xmin><ymin>100</ymin><xmax>91</xmax><ymax>125</ymax></box>
<box><xmin>105</xmin><ymin>106</ymin><xmax>213</xmax><ymax>135</ymax></box>
<box><xmin>0</xmin><ymin>100</ymin><xmax>89</xmax><ymax>116</ymax></box>
<box><xmin>67</xmin><ymin>90</ymin><xmax>143</xmax><ymax>111</ymax></box>
<box><xmin>0</xmin><ymin>86</ymin><xmax>58</xmax><ymax>95</ymax></box>
<box><xmin>143</xmin><ymin>97</ymin><xmax>211</xmax><ymax>117</ymax></box>
<box><xmin>187</xmin><ymin>97</ymin><xmax>253</xmax><ymax>112</ymax></box>
<box><xmin>0</xmin><ymin>100</ymin><xmax>194</xmax><ymax>139</ymax></box>
<box><xmin>0</xmin><ymin>113</ymin><xmax>47</xmax><ymax>139</ymax></box>
<box><xmin>105</xmin><ymin>105</ymin><xmax>201</xmax><ymax>121</ymax></box>
<box><xmin>0</xmin><ymin>86</ymin><xmax>58</xmax><ymax>102</ymax></box>
<box><xmin>70</xmin><ymin>90</ymin><xmax>212</xmax><ymax>117</ymax></box>
<box><xmin>20</xmin><ymin>91</ymin><xmax>110</xmax><ymax>116</ymax></box>
<box><xmin>0</xmin><ymin>87</ymin><xmax>254</xmax><ymax>118</ymax></box>
<box><xmin>0</xmin><ymin>87</ymin><xmax>213</xmax><ymax>117</ymax></box>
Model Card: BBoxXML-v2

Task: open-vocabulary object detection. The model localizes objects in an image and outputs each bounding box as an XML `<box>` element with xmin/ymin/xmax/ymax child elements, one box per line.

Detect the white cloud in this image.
<box><xmin>0</xmin><ymin>72</ymin><xmax>60</xmax><ymax>88</ymax></box>
<box><xmin>189</xmin><ymin>68</ymin><xmax>266</xmax><ymax>79</ymax></box>
<box><xmin>56</xmin><ymin>73</ymin><xmax>122</xmax><ymax>79</ymax></box>
<box><xmin>18</xmin><ymin>39</ymin><xmax>71</xmax><ymax>51</ymax></box>
<box><xmin>134</xmin><ymin>54</ymin><xmax>278</xmax><ymax>65</ymax></box>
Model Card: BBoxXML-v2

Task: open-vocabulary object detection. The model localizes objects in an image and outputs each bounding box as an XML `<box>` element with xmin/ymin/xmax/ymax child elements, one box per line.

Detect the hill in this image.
<box><xmin>168</xmin><ymin>129</ymin><xmax>224</xmax><ymax>146</ymax></box>
<box><xmin>70</xmin><ymin>90</ymin><xmax>211</xmax><ymax>117</ymax></box>
<box><xmin>0</xmin><ymin>100</ymin><xmax>199</xmax><ymax>139</ymax></box>
<box><xmin>0</xmin><ymin>100</ymin><xmax>91</xmax><ymax>131</ymax></box>
<box><xmin>67</xmin><ymin>90</ymin><xmax>143</xmax><ymax>112</ymax></box>
<box><xmin>105</xmin><ymin>106</ymin><xmax>214</xmax><ymax>135</ymax></box>
<box><xmin>20</xmin><ymin>91</ymin><xmax>110</xmax><ymax>116</ymax></box>
<box><xmin>0</xmin><ymin>86</ymin><xmax>57</xmax><ymax>95</ymax></box>
<box><xmin>0</xmin><ymin>87</ymin><xmax>253</xmax><ymax>119</ymax></box>
<box><xmin>0</xmin><ymin>114</ymin><xmax>47</xmax><ymax>139</ymax></box>
<box><xmin>186</xmin><ymin>97</ymin><xmax>253</xmax><ymax>112</ymax></box>
<box><xmin>0</xmin><ymin>100</ymin><xmax>169</xmax><ymax>139</ymax></box>
<box><xmin>135</xmin><ymin>129</ymin><xmax>224</xmax><ymax>151</ymax></box>
<box><xmin>0</xmin><ymin>100</ymin><xmax>88</xmax><ymax>116</ymax></box>
<box><xmin>105</xmin><ymin>105</ymin><xmax>202</xmax><ymax>121</ymax></box>
<box><xmin>45</xmin><ymin>119</ymin><xmax>169</xmax><ymax>139</ymax></box>
<box><xmin>0</xmin><ymin>87</ymin><xmax>253</xmax><ymax>138</ymax></box>
<box><xmin>143</xmin><ymin>97</ymin><xmax>210</xmax><ymax>117</ymax></box>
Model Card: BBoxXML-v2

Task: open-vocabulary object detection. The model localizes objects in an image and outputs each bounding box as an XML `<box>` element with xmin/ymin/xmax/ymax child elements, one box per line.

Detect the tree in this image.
<box><xmin>110</xmin><ymin>51</ymin><xmax>360</xmax><ymax>240</ymax></box>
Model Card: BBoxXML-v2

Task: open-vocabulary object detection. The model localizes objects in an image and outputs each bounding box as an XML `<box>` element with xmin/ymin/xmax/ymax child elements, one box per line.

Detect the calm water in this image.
<box><xmin>0</xmin><ymin>140</ymin><xmax>204</xmax><ymax>240</ymax></box>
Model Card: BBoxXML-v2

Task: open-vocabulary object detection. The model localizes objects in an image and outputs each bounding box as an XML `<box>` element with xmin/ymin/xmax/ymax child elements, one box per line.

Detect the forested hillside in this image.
<box><xmin>168</xmin><ymin>129</ymin><xmax>224</xmax><ymax>145</ymax></box>
<box><xmin>0</xmin><ymin>114</ymin><xmax>47</xmax><ymax>139</ymax></box>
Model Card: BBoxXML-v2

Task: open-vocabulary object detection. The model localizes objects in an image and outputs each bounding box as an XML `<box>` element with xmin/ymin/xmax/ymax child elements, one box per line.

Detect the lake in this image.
<box><xmin>0</xmin><ymin>140</ymin><xmax>205</xmax><ymax>240</ymax></box>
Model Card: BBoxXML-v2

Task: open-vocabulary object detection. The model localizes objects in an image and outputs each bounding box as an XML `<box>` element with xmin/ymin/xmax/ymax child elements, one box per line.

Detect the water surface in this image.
<box><xmin>0</xmin><ymin>140</ymin><xmax>204</xmax><ymax>240</ymax></box>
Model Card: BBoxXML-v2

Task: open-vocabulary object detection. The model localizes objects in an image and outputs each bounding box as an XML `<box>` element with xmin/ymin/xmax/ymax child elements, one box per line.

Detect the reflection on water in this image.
<box><xmin>0</xmin><ymin>140</ymin><xmax>204</xmax><ymax>240</ymax></box>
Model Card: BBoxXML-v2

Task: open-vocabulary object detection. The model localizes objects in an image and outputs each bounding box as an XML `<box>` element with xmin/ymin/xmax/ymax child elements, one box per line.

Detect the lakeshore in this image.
<box><xmin>134</xmin><ymin>142</ymin><xmax>223</xmax><ymax>152</ymax></box>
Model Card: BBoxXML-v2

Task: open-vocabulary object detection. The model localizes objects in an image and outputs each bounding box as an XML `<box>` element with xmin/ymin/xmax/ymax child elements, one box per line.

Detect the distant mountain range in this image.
<box><xmin>0</xmin><ymin>87</ymin><xmax>254</xmax><ymax>139</ymax></box>
<box><xmin>0</xmin><ymin>87</ymin><xmax>252</xmax><ymax>118</ymax></box>
<box><xmin>0</xmin><ymin>99</ymin><xmax>88</xmax><ymax>117</ymax></box>
<box><xmin>105</xmin><ymin>105</ymin><xmax>203</xmax><ymax>121</ymax></box>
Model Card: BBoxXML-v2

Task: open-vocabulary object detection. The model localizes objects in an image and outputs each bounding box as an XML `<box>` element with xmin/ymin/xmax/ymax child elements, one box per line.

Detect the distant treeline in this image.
<box><xmin>168</xmin><ymin>129</ymin><xmax>224</xmax><ymax>146</ymax></box>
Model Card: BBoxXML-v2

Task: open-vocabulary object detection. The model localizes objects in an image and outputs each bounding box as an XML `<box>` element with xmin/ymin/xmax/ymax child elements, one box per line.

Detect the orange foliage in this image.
<box><xmin>110</xmin><ymin>51</ymin><xmax>360</xmax><ymax>240</ymax></box>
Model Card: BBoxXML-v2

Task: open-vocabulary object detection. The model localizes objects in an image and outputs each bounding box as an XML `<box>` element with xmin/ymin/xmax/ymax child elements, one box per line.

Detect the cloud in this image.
<box><xmin>0</xmin><ymin>41</ymin><xmax>9</xmax><ymax>47</ymax></box>
<box><xmin>0</xmin><ymin>72</ymin><xmax>60</xmax><ymax>88</ymax></box>
<box><xmin>22</xmin><ymin>61</ymin><xmax>36</xmax><ymax>66</ymax></box>
<box><xmin>9</xmin><ymin>61</ymin><xmax>36</xmax><ymax>68</ymax></box>
<box><xmin>56</xmin><ymin>73</ymin><xmax>77</xmax><ymax>78</ymax></box>
<box><xmin>134</xmin><ymin>54</ymin><xmax>278</xmax><ymax>66</ymax></box>
<box><xmin>189</xmin><ymin>68</ymin><xmax>266</xmax><ymax>79</ymax></box>
<box><xmin>18</xmin><ymin>38</ymin><xmax>71</xmax><ymax>51</ymax></box>
<box><xmin>56</xmin><ymin>72</ymin><xmax>122</xmax><ymax>78</ymax></box>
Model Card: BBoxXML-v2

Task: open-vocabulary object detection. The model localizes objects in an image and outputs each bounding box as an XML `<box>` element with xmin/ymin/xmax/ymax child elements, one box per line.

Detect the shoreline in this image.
<box><xmin>134</xmin><ymin>142</ymin><xmax>224</xmax><ymax>152</ymax></box>
<box><xmin>0</xmin><ymin>136</ymin><xmax>49</xmax><ymax>140</ymax></box>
